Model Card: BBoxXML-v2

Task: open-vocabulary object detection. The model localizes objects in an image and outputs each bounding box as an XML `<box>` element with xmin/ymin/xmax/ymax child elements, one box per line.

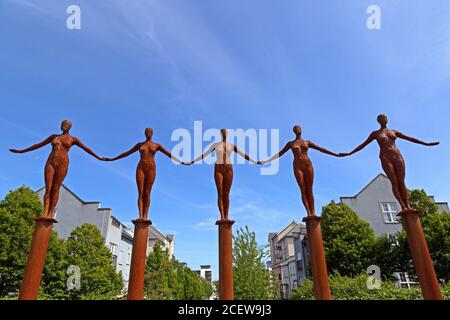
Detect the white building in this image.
<box><xmin>194</xmin><ymin>265</ymin><xmax>212</xmax><ymax>284</ymax></box>
<box><xmin>36</xmin><ymin>184</ymin><xmax>174</xmax><ymax>288</ymax></box>
<box><xmin>268</xmin><ymin>221</ymin><xmax>309</xmax><ymax>299</ymax></box>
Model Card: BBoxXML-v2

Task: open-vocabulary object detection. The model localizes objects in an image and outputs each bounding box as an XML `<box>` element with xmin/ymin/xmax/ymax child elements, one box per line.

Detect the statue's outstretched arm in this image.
<box><xmin>259</xmin><ymin>142</ymin><xmax>291</xmax><ymax>164</ymax></box>
<box><xmin>308</xmin><ymin>141</ymin><xmax>340</xmax><ymax>157</ymax></box>
<box><xmin>158</xmin><ymin>144</ymin><xmax>182</xmax><ymax>164</ymax></box>
<box><xmin>105</xmin><ymin>143</ymin><xmax>142</xmax><ymax>161</ymax></box>
<box><xmin>189</xmin><ymin>143</ymin><xmax>216</xmax><ymax>164</ymax></box>
<box><xmin>233</xmin><ymin>145</ymin><xmax>257</xmax><ymax>164</ymax></box>
<box><xmin>9</xmin><ymin>135</ymin><xmax>57</xmax><ymax>154</ymax></box>
<box><xmin>395</xmin><ymin>131</ymin><xmax>439</xmax><ymax>147</ymax></box>
<box><xmin>345</xmin><ymin>132</ymin><xmax>376</xmax><ymax>156</ymax></box>
<box><xmin>73</xmin><ymin>138</ymin><xmax>104</xmax><ymax>160</ymax></box>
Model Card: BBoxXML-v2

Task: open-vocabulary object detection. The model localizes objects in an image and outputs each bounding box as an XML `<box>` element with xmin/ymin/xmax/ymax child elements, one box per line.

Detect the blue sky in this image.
<box><xmin>1</xmin><ymin>0</ymin><xmax>450</xmax><ymax>279</ymax></box>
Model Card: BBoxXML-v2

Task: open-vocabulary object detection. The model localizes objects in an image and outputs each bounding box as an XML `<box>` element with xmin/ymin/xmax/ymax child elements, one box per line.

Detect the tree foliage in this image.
<box><xmin>144</xmin><ymin>240</ymin><xmax>212</xmax><ymax>300</ymax></box>
<box><xmin>321</xmin><ymin>202</ymin><xmax>377</xmax><ymax>277</ymax></box>
<box><xmin>233</xmin><ymin>226</ymin><xmax>278</xmax><ymax>300</ymax></box>
<box><xmin>0</xmin><ymin>187</ymin><xmax>123</xmax><ymax>299</ymax></box>
<box><xmin>391</xmin><ymin>189</ymin><xmax>450</xmax><ymax>283</ymax></box>
<box><xmin>289</xmin><ymin>273</ymin><xmax>450</xmax><ymax>300</ymax></box>
<box><xmin>0</xmin><ymin>186</ymin><xmax>43</xmax><ymax>297</ymax></box>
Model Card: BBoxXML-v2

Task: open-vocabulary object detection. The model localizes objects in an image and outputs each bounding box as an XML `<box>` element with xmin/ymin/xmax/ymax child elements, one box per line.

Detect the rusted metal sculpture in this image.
<box><xmin>341</xmin><ymin>114</ymin><xmax>442</xmax><ymax>300</ymax></box>
<box><xmin>104</xmin><ymin>127</ymin><xmax>182</xmax><ymax>300</ymax></box>
<box><xmin>9</xmin><ymin>120</ymin><xmax>104</xmax><ymax>300</ymax></box>
<box><xmin>184</xmin><ymin>128</ymin><xmax>257</xmax><ymax>300</ymax></box>
<box><xmin>184</xmin><ymin>128</ymin><xmax>257</xmax><ymax>221</ymax></box>
<box><xmin>259</xmin><ymin>124</ymin><xmax>341</xmax><ymax>300</ymax></box>
<box><xmin>10</xmin><ymin>120</ymin><xmax>104</xmax><ymax>219</ymax></box>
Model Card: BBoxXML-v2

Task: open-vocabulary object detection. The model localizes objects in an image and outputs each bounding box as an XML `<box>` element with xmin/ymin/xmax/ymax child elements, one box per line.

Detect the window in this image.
<box><xmin>396</xmin><ymin>272</ymin><xmax>418</xmax><ymax>289</ymax></box>
<box><xmin>297</xmin><ymin>260</ymin><xmax>304</xmax><ymax>271</ymax></box>
<box><xmin>381</xmin><ymin>202</ymin><xmax>399</xmax><ymax>223</ymax></box>
<box><xmin>127</xmin><ymin>252</ymin><xmax>131</xmax><ymax>264</ymax></box>
<box><xmin>109</xmin><ymin>242</ymin><xmax>117</xmax><ymax>255</ymax></box>
<box><xmin>112</xmin><ymin>255</ymin><xmax>118</xmax><ymax>267</ymax></box>
<box><xmin>205</xmin><ymin>271</ymin><xmax>212</xmax><ymax>283</ymax></box>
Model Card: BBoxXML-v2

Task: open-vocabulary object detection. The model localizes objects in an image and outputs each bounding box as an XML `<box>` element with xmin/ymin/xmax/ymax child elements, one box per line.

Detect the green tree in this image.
<box><xmin>144</xmin><ymin>240</ymin><xmax>174</xmax><ymax>299</ymax></box>
<box><xmin>391</xmin><ymin>189</ymin><xmax>450</xmax><ymax>283</ymax></box>
<box><xmin>63</xmin><ymin>224</ymin><xmax>123</xmax><ymax>299</ymax></box>
<box><xmin>0</xmin><ymin>186</ymin><xmax>43</xmax><ymax>297</ymax></box>
<box><xmin>233</xmin><ymin>225</ymin><xmax>278</xmax><ymax>300</ymax></box>
<box><xmin>321</xmin><ymin>202</ymin><xmax>377</xmax><ymax>277</ymax></box>
<box><xmin>290</xmin><ymin>273</ymin><xmax>432</xmax><ymax>300</ymax></box>
<box><xmin>144</xmin><ymin>241</ymin><xmax>212</xmax><ymax>300</ymax></box>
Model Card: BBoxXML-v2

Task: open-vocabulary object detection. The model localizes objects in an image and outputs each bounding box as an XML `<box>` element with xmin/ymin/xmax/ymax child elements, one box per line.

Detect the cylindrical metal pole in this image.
<box><xmin>398</xmin><ymin>209</ymin><xmax>442</xmax><ymax>300</ymax></box>
<box><xmin>127</xmin><ymin>219</ymin><xmax>152</xmax><ymax>300</ymax></box>
<box><xmin>303</xmin><ymin>215</ymin><xmax>331</xmax><ymax>300</ymax></box>
<box><xmin>19</xmin><ymin>217</ymin><xmax>57</xmax><ymax>300</ymax></box>
<box><xmin>216</xmin><ymin>219</ymin><xmax>234</xmax><ymax>300</ymax></box>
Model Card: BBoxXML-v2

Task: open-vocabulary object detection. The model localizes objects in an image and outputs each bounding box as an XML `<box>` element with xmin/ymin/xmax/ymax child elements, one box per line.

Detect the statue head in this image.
<box><xmin>145</xmin><ymin>128</ymin><xmax>154</xmax><ymax>140</ymax></box>
<box><xmin>293</xmin><ymin>124</ymin><xmax>302</xmax><ymax>136</ymax></box>
<box><xmin>61</xmin><ymin>120</ymin><xmax>72</xmax><ymax>133</ymax></box>
<box><xmin>377</xmin><ymin>114</ymin><xmax>388</xmax><ymax>127</ymax></box>
<box><xmin>220</xmin><ymin>128</ymin><xmax>227</xmax><ymax>141</ymax></box>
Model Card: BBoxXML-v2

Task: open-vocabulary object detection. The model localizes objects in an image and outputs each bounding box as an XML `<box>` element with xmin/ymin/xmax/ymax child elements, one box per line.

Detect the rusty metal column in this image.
<box><xmin>19</xmin><ymin>217</ymin><xmax>57</xmax><ymax>300</ymax></box>
<box><xmin>303</xmin><ymin>215</ymin><xmax>331</xmax><ymax>300</ymax></box>
<box><xmin>216</xmin><ymin>219</ymin><xmax>235</xmax><ymax>300</ymax></box>
<box><xmin>398</xmin><ymin>209</ymin><xmax>442</xmax><ymax>300</ymax></box>
<box><xmin>127</xmin><ymin>218</ymin><xmax>152</xmax><ymax>300</ymax></box>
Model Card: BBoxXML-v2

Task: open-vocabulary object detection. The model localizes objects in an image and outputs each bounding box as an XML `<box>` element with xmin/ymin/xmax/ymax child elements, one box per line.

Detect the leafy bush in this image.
<box><xmin>290</xmin><ymin>274</ymin><xmax>450</xmax><ymax>300</ymax></box>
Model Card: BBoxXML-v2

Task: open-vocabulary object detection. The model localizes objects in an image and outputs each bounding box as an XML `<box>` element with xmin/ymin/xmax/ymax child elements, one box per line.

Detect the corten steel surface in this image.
<box><xmin>216</xmin><ymin>219</ymin><xmax>235</xmax><ymax>300</ymax></box>
<box><xmin>9</xmin><ymin>120</ymin><xmax>105</xmax><ymax>219</ymax></box>
<box><xmin>398</xmin><ymin>210</ymin><xmax>443</xmax><ymax>300</ymax></box>
<box><xmin>127</xmin><ymin>219</ymin><xmax>152</xmax><ymax>300</ymax></box>
<box><xmin>341</xmin><ymin>114</ymin><xmax>439</xmax><ymax>211</ymax></box>
<box><xmin>104</xmin><ymin>128</ymin><xmax>183</xmax><ymax>220</ymax></box>
<box><xmin>19</xmin><ymin>217</ymin><xmax>57</xmax><ymax>300</ymax></box>
<box><xmin>184</xmin><ymin>128</ymin><xmax>257</xmax><ymax>221</ymax></box>
<box><xmin>10</xmin><ymin>120</ymin><xmax>104</xmax><ymax>300</ymax></box>
<box><xmin>340</xmin><ymin>114</ymin><xmax>441</xmax><ymax>300</ymax></box>
<box><xmin>258</xmin><ymin>125</ymin><xmax>342</xmax><ymax>217</ymax></box>
<box><xmin>258</xmin><ymin>125</ymin><xmax>338</xmax><ymax>299</ymax></box>
<box><xmin>303</xmin><ymin>215</ymin><xmax>331</xmax><ymax>300</ymax></box>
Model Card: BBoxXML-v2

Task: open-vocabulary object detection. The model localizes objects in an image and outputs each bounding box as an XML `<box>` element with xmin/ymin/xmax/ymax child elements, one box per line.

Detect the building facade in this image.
<box><xmin>36</xmin><ymin>184</ymin><xmax>174</xmax><ymax>288</ymax></box>
<box><xmin>268</xmin><ymin>221</ymin><xmax>309</xmax><ymax>299</ymax></box>
<box><xmin>341</xmin><ymin>174</ymin><xmax>449</xmax><ymax>236</ymax></box>
<box><xmin>194</xmin><ymin>265</ymin><xmax>213</xmax><ymax>284</ymax></box>
<box><xmin>268</xmin><ymin>174</ymin><xmax>449</xmax><ymax>293</ymax></box>
<box><xmin>340</xmin><ymin>173</ymin><xmax>449</xmax><ymax>287</ymax></box>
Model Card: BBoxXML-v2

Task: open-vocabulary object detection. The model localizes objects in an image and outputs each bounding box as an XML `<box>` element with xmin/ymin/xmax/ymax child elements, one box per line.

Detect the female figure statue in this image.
<box><xmin>104</xmin><ymin>128</ymin><xmax>182</xmax><ymax>220</ymax></box>
<box><xmin>340</xmin><ymin>114</ymin><xmax>439</xmax><ymax>211</ymax></box>
<box><xmin>184</xmin><ymin>128</ymin><xmax>257</xmax><ymax>221</ymax></box>
<box><xmin>9</xmin><ymin>120</ymin><xmax>105</xmax><ymax>218</ymax></box>
<box><xmin>259</xmin><ymin>125</ymin><xmax>342</xmax><ymax>216</ymax></box>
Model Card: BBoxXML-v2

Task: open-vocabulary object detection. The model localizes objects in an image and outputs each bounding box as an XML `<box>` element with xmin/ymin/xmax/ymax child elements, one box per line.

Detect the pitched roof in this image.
<box><xmin>36</xmin><ymin>184</ymin><xmax>112</xmax><ymax>210</ymax></box>
<box><xmin>340</xmin><ymin>173</ymin><xmax>388</xmax><ymax>200</ymax></box>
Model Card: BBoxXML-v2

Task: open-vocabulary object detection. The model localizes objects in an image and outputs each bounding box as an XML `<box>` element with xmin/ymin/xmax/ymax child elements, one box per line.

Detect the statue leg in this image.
<box><xmin>142</xmin><ymin>172</ymin><xmax>155</xmax><ymax>220</ymax></box>
<box><xmin>136</xmin><ymin>168</ymin><xmax>145</xmax><ymax>219</ymax></box>
<box><xmin>47</xmin><ymin>168</ymin><xmax>66</xmax><ymax>219</ymax></box>
<box><xmin>294</xmin><ymin>168</ymin><xmax>312</xmax><ymax>216</ymax></box>
<box><xmin>394</xmin><ymin>157</ymin><xmax>409</xmax><ymax>209</ymax></box>
<box><xmin>382</xmin><ymin>159</ymin><xmax>407</xmax><ymax>210</ymax></box>
<box><xmin>214</xmin><ymin>167</ymin><xmax>225</xmax><ymax>220</ymax></box>
<box><xmin>222</xmin><ymin>166</ymin><xmax>233</xmax><ymax>221</ymax></box>
<box><xmin>43</xmin><ymin>163</ymin><xmax>55</xmax><ymax>217</ymax></box>
<box><xmin>304</xmin><ymin>164</ymin><xmax>315</xmax><ymax>216</ymax></box>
